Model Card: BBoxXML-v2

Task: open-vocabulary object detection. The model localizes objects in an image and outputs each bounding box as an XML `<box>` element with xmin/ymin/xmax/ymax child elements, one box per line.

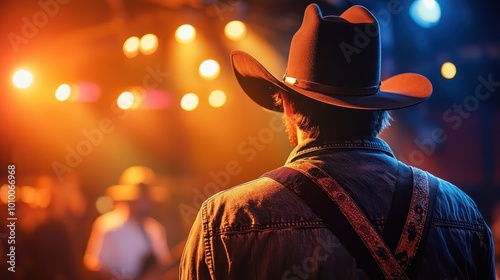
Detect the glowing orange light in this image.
<box><xmin>117</xmin><ymin>91</ymin><xmax>135</xmax><ymax>110</ymax></box>
<box><xmin>199</xmin><ymin>59</ymin><xmax>220</xmax><ymax>80</ymax></box>
<box><xmin>123</xmin><ymin>36</ymin><xmax>140</xmax><ymax>58</ymax></box>
<box><xmin>181</xmin><ymin>93</ymin><xmax>199</xmax><ymax>111</ymax></box>
<box><xmin>117</xmin><ymin>89</ymin><xmax>143</xmax><ymax>110</ymax></box>
<box><xmin>441</xmin><ymin>62</ymin><xmax>457</xmax><ymax>79</ymax></box>
<box><xmin>175</xmin><ymin>24</ymin><xmax>196</xmax><ymax>44</ymax></box>
<box><xmin>55</xmin><ymin>83</ymin><xmax>71</xmax><ymax>101</ymax></box>
<box><xmin>224</xmin><ymin>20</ymin><xmax>247</xmax><ymax>41</ymax></box>
<box><xmin>140</xmin><ymin>33</ymin><xmax>158</xmax><ymax>55</ymax></box>
<box><xmin>13</xmin><ymin>69</ymin><xmax>33</xmax><ymax>89</ymax></box>
<box><xmin>208</xmin><ymin>90</ymin><xmax>226</xmax><ymax>108</ymax></box>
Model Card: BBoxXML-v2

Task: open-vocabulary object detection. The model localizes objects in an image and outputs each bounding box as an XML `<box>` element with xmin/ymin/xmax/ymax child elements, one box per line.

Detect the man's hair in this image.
<box><xmin>274</xmin><ymin>92</ymin><xmax>392</xmax><ymax>140</ymax></box>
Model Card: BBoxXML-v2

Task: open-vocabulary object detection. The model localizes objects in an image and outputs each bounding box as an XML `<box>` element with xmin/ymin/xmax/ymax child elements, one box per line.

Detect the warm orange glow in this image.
<box><xmin>140</xmin><ymin>33</ymin><xmax>158</xmax><ymax>55</ymax></box>
<box><xmin>181</xmin><ymin>93</ymin><xmax>199</xmax><ymax>111</ymax></box>
<box><xmin>224</xmin><ymin>20</ymin><xmax>247</xmax><ymax>41</ymax></box>
<box><xmin>0</xmin><ymin>184</ymin><xmax>9</xmax><ymax>204</ymax></box>
<box><xmin>36</xmin><ymin>187</ymin><xmax>51</xmax><ymax>208</ymax></box>
<box><xmin>76</xmin><ymin>82</ymin><xmax>100</xmax><ymax>102</ymax></box>
<box><xmin>199</xmin><ymin>59</ymin><xmax>220</xmax><ymax>80</ymax></box>
<box><xmin>20</xmin><ymin>186</ymin><xmax>37</xmax><ymax>207</ymax></box>
<box><xmin>208</xmin><ymin>90</ymin><xmax>226</xmax><ymax>108</ymax></box>
<box><xmin>123</xmin><ymin>36</ymin><xmax>140</xmax><ymax>58</ymax></box>
<box><xmin>117</xmin><ymin>89</ymin><xmax>143</xmax><ymax>110</ymax></box>
<box><xmin>55</xmin><ymin>83</ymin><xmax>72</xmax><ymax>101</ymax></box>
<box><xmin>117</xmin><ymin>91</ymin><xmax>135</xmax><ymax>110</ymax></box>
<box><xmin>13</xmin><ymin>69</ymin><xmax>33</xmax><ymax>89</ymax></box>
<box><xmin>175</xmin><ymin>24</ymin><xmax>196</xmax><ymax>44</ymax></box>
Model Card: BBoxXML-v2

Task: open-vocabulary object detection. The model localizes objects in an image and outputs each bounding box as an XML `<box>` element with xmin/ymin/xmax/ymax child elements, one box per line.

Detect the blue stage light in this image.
<box><xmin>409</xmin><ymin>0</ymin><xmax>442</xmax><ymax>28</ymax></box>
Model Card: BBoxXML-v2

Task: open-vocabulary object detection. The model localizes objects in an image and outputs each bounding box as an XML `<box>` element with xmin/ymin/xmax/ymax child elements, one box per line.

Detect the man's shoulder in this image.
<box><xmin>204</xmin><ymin>176</ymin><xmax>292</xmax><ymax>210</ymax></box>
<box><xmin>201</xmin><ymin>176</ymin><xmax>320</xmax><ymax>229</ymax></box>
<box><xmin>419</xmin><ymin>169</ymin><xmax>485</xmax><ymax>223</ymax></box>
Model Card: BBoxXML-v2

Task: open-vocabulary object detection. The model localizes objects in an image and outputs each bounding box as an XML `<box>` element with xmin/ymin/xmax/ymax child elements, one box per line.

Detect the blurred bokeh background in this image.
<box><xmin>0</xmin><ymin>0</ymin><xmax>499</xmax><ymax>279</ymax></box>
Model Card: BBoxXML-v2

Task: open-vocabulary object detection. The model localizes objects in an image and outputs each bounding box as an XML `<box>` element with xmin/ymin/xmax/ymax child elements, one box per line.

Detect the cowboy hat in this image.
<box><xmin>106</xmin><ymin>166</ymin><xmax>167</xmax><ymax>202</ymax></box>
<box><xmin>231</xmin><ymin>4</ymin><xmax>432</xmax><ymax>111</ymax></box>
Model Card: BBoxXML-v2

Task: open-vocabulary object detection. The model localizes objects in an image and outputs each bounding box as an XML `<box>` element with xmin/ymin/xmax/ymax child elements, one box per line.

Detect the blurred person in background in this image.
<box><xmin>0</xmin><ymin>174</ymin><xmax>84</xmax><ymax>280</ymax></box>
<box><xmin>84</xmin><ymin>165</ymin><xmax>172</xmax><ymax>280</ymax></box>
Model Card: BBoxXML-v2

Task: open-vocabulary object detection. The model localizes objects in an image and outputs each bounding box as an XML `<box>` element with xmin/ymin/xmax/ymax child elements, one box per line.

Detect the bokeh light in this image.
<box><xmin>409</xmin><ymin>0</ymin><xmax>441</xmax><ymax>28</ymax></box>
<box><xmin>441</xmin><ymin>62</ymin><xmax>457</xmax><ymax>79</ymax></box>
<box><xmin>140</xmin><ymin>33</ymin><xmax>158</xmax><ymax>55</ymax></box>
<box><xmin>20</xmin><ymin>186</ymin><xmax>37</xmax><ymax>207</ymax></box>
<box><xmin>181</xmin><ymin>93</ymin><xmax>199</xmax><ymax>111</ymax></box>
<box><xmin>55</xmin><ymin>83</ymin><xmax>72</xmax><ymax>101</ymax></box>
<box><xmin>96</xmin><ymin>196</ymin><xmax>114</xmax><ymax>214</ymax></box>
<box><xmin>123</xmin><ymin>36</ymin><xmax>140</xmax><ymax>58</ymax></box>
<box><xmin>13</xmin><ymin>69</ymin><xmax>33</xmax><ymax>89</ymax></box>
<box><xmin>0</xmin><ymin>184</ymin><xmax>11</xmax><ymax>204</ymax></box>
<box><xmin>76</xmin><ymin>82</ymin><xmax>100</xmax><ymax>102</ymax></box>
<box><xmin>208</xmin><ymin>90</ymin><xmax>227</xmax><ymax>108</ymax></box>
<box><xmin>199</xmin><ymin>59</ymin><xmax>220</xmax><ymax>80</ymax></box>
<box><xmin>117</xmin><ymin>91</ymin><xmax>135</xmax><ymax>110</ymax></box>
<box><xmin>224</xmin><ymin>20</ymin><xmax>247</xmax><ymax>41</ymax></box>
<box><xmin>175</xmin><ymin>24</ymin><xmax>196</xmax><ymax>44</ymax></box>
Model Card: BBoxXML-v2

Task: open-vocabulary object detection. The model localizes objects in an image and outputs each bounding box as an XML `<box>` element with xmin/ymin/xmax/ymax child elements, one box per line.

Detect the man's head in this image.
<box><xmin>127</xmin><ymin>183</ymin><xmax>153</xmax><ymax>219</ymax></box>
<box><xmin>105</xmin><ymin>166</ymin><xmax>167</xmax><ymax>217</ymax></box>
<box><xmin>274</xmin><ymin>91</ymin><xmax>391</xmax><ymax>145</ymax></box>
<box><xmin>230</xmin><ymin>4</ymin><xmax>432</xmax><ymax>136</ymax></box>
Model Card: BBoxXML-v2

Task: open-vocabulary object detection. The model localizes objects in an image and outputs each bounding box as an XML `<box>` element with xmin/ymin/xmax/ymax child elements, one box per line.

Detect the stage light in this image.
<box><xmin>0</xmin><ymin>184</ymin><xmax>9</xmax><ymax>204</ymax></box>
<box><xmin>441</xmin><ymin>62</ymin><xmax>456</xmax><ymax>79</ymax></box>
<box><xmin>181</xmin><ymin>93</ymin><xmax>199</xmax><ymax>111</ymax></box>
<box><xmin>76</xmin><ymin>82</ymin><xmax>100</xmax><ymax>102</ymax></box>
<box><xmin>20</xmin><ymin>186</ymin><xmax>37</xmax><ymax>207</ymax></box>
<box><xmin>199</xmin><ymin>59</ymin><xmax>220</xmax><ymax>80</ymax></box>
<box><xmin>117</xmin><ymin>91</ymin><xmax>135</xmax><ymax>110</ymax></box>
<box><xmin>176</xmin><ymin>24</ymin><xmax>196</xmax><ymax>44</ymax></box>
<box><xmin>123</xmin><ymin>36</ymin><xmax>140</xmax><ymax>58</ymax></box>
<box><xmin>409</xmin><ymin>0</ymin><xmax>441</xmax><ymax>28</ymax></box>
<box><xmin>13</xmin><ymin>69</ymin><xmax>33</xmax><ymax>89</ymax></box>
<box><xmin>208</xmin><ymin>90</ymin><xmax>226</xmax><ymax>108</ymax></box>
<box><xmin>140</xmin><ymin>33</ymin><xmax>158</xmax><ymax>55</ymax></box>
<box><xmin>224</xmin><ymin>20</ymin><xmax>247</xmax><ymax>41</ymax></box>
<box><xmin>142</xmin><ymin>89</ymin><xmax>171</xmax><ymax>109</ymax></box>
<box><xmin>36</xmin><ymin>187</ymin><xmax>50</xmax><ymax>208</ymax></box>
<box><xmin>55</xmin><ymin>83</ymin><xmax>72</xmax><ymax>101</ymax></box>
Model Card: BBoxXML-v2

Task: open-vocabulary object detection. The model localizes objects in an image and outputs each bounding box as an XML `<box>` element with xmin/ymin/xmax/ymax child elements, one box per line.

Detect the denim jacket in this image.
<box><xmin>180</xmin><ymin>137</ymin><xmax>495</xmax><ymax>279</ymax></box>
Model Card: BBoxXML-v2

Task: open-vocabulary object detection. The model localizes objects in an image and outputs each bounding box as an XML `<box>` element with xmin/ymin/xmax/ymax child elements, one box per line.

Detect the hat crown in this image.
<box><xmin>286</xmin><ymin>4</ymin><xmax>381</xmax><ymax>90</ymax></box>
<box><xmin>118</xmin><ymin>166</ymin><xmax>156</xmax><ymax>186</ymax></box>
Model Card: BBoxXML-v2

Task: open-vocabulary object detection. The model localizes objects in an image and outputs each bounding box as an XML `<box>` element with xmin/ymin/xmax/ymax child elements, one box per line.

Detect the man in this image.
<box><xmin>84</xmin><ymin>166</ymin><xmax>172</xmax><ymax>280</ymax></box>
<box><xmin>180</xmin><ymin>4</ymin><xmax>495</xmax><ymax>279</ymax></box>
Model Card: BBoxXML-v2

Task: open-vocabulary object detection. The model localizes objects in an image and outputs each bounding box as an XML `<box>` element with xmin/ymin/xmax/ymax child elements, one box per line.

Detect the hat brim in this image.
<box><xmin>231</xmin><ymin>50</ymin><xmax>432</xmax><ymax>111</ymax></box>
<box><xmin>106</xmin><ymin>184</ymin><xmax>167</xmax><ymax>202</ymax></box>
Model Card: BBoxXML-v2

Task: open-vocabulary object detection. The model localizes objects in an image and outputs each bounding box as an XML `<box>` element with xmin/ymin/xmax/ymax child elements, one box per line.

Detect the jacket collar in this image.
<box><xmin>286</xmin><ymin>137</ymin><xmax>395</xmax><ymax>164</ymax></box>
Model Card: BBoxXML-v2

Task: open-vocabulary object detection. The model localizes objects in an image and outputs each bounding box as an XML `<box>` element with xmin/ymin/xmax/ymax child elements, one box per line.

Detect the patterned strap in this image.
<box><xmin>393</xmin><ymin>167</ymin><xmax>431</xmax><ymax>270</ymax></box>
<box><xmin>285</xmin><ymin>160</ymin><xmax>409</xmax><ymax>279</ymax></box>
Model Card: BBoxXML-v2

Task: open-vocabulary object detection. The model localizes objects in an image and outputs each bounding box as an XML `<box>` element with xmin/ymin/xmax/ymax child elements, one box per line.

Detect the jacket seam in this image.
<box><xmin>432</xmin><ymin>218</ymin><xmax>485</xmax><ymax>232</ymax></box>
<box><xmin>202</xmin><ymin>202</ymin><xmax>215</xmax><ymax>279</ymax></box>
<box><xmin>207</xmin><ymin>220</ymin><xmax>327</xmax><ymax>236</ymax></box>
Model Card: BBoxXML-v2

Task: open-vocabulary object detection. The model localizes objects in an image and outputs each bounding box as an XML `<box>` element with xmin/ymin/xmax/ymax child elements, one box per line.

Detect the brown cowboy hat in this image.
<box><xmin>106</xmin><ymin>166</ymin><xmax>167</xmax><ymax>202</ymax></box>
<box><xmin>231</xmin><ymin>4</ymin><xmax>432</xmax><ymax>111</ymax></box>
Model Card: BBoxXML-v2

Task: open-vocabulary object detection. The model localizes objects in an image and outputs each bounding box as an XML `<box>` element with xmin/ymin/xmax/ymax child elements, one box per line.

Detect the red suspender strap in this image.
<box><xmin>263</xmin><ymin>160</ymin><xmax>433</xmax><ymax>279</ymax></box>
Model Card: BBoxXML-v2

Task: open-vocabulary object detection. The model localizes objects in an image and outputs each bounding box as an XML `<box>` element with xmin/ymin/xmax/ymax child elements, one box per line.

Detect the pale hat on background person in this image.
<box><xmin>231</xmin><ymin>4</ymin><xmax>433</xmax><ymax>111</ymax></box>
<box><xmin>105</xmin><ymin>165</ymin><xmax>167</xmax><ymax>202</ymax></box>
